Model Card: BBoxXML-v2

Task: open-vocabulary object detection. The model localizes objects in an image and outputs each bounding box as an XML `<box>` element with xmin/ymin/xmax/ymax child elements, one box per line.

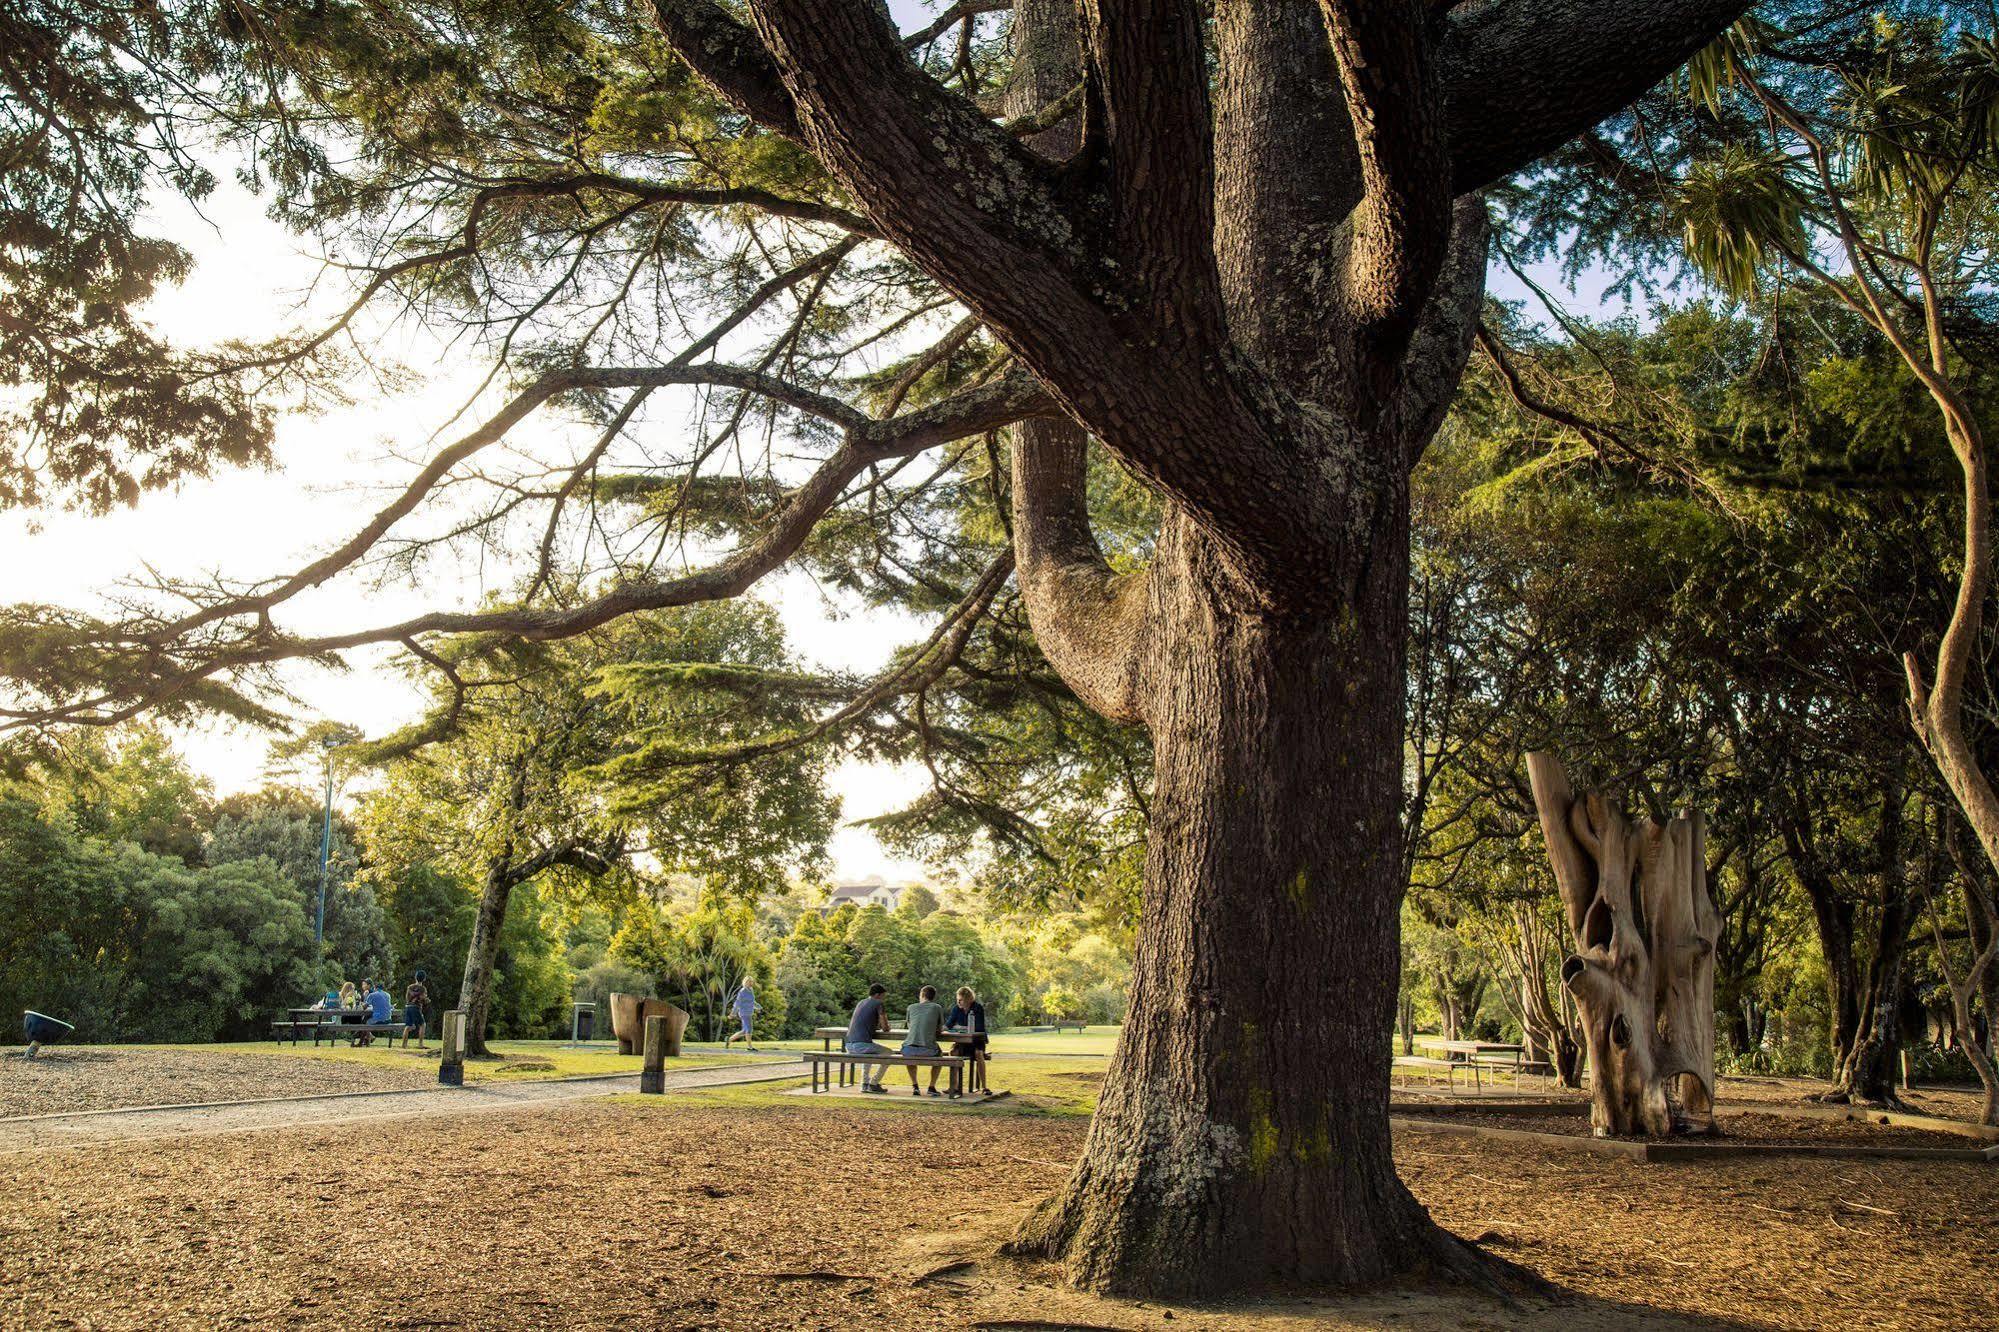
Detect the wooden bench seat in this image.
<box><xmin>803</xmin><ymin>1050</ymin><xmax>969</xmax><ymax>1095</ymax></box>
<box><xmin>273</xmin><ymin>1019</ymin><xmax>407</xmax><ymax>1047</ymax></box>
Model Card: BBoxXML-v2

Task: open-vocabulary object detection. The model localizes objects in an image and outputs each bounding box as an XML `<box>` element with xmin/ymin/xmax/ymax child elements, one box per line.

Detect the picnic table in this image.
<box><xmin>1397</xmin><ymin>1039</ymin><xmax>1533</xmax><ymax>1093</ymax></box>
<box><xmin>273</xmin><ymin>1007</ymin><xmax>404</xmax><ymax>1047</ymax></box>
<box><xmin>804</xmin><ymin>1025</ymin><xmax>1002</xmax><ymax>1099</ymax></box>
<box><xmin>813</xmin><ymin>1025</ymin><xmax>908</xmax><ymax>1052</ymax></box>
<box><xmin>1425</xmin><ymin>1039</ymin><xmax>1526</xmax><ymax>1066</ymax></box>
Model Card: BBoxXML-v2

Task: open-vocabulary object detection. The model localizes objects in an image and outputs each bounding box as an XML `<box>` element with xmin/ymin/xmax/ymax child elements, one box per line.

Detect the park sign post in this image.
<box><xmin>438</xmin><ymin>1011</ymin><xmax>467</xmax><ymax>1087</ymax></box>
<box><xmin>640</xmin><ymin>1015</ymin><xmax>667</xmax><ymax>1094</ymax></box>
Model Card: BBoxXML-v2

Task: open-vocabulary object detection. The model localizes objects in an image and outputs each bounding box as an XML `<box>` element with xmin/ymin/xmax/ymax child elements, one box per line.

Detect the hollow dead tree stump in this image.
<box><xmin>1526</xmin><ymin>752</ymin><xmax>1720</xmax><ymax>1137</ymax></box>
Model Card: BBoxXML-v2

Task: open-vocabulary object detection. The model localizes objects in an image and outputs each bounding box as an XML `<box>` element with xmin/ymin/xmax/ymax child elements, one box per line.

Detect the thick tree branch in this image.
<box><xmin>1211</xmin><ymin>0</ymin><xmax>1360</xmax><ymax>397</ymax></box>
<box><xmin>742</xmin><ymin>0</ymin><xmax>1091</xmax><ymax>317</ymax></box>
<box><xmin>1010</xmin><ymin>418</ymin><xmax>1151</xmax><ymax>724</ymax></box>
<box><xmin>1395</xmin><ymin>196</ymin><xmax>1489</xmax><ymax>456</ymax></box>
<box><xmin>647</xmin><ymin>0</ymin><xmax>801</xmax><ymax>136</ymax></box>
<box><xmin>458</xmin><ymin>171</ymin><xmax>875</xmax><ymax>235</ymax></box>
<box><xmin>6</xmin><ymin>374</ymin><xmax>1055</xmax><ymax>730</ymax></box>
<box><xmin>1321</xmin><ymin>0</ymin><xmax>1453</xmax><ymax>375</ymax></box>
<box><xmin>1078</xmin><ymin>0</ymin><xmax>1228</xmax><ymax>334</ymax></box>
<box><xmin>1440</xmin><ymin>0</ymin><xmax>1755</xmax><ymax>191</ymax></box>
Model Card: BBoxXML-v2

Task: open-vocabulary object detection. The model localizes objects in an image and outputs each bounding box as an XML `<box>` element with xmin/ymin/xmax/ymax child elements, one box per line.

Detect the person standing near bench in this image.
<box><xmin>901</xmin><ymin>985</ymin><xmax>946</xmax><ymax>1097</ymax></box>
<box><xmin>845</xmin><ymin>983</ymin><xmax>891</xmax><ymax>1093</ymax></box>
<box><xmin>402</xmin><ymin>970</ymin><xmax>430</xmax><ymax>1049</ymax></box>
<box><xmin>946</xmin><ymin>986</ymin><xmax>989</xmax><ymax>1096</ymax></box>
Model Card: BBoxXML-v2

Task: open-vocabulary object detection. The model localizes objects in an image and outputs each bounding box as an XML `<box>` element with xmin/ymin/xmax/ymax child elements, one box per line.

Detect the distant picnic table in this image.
<box><xmin>1424</xmin><ymin>1039</ymin><xmax>1526</xmax><ymax>1066</ymax></box>
<box><xmin>273</xmin><ymin>1007</ymin><xmax>405</xmax><ymax>1047</ymax></box>
<box><xmin>1396</xmin><ymin>1039</ymin><xmax>1537</xmax><ymax>1092</ymax></box>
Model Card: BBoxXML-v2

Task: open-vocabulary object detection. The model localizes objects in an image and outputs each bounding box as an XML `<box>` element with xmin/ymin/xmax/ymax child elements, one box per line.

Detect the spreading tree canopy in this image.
<box><xmin>2</xmin><ymin>0</ymin><xmax>1771</xmax><ymax>1297</ymax></box>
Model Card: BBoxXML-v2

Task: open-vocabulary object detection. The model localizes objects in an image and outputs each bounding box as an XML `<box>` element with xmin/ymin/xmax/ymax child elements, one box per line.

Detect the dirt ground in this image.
<box><xmin>1392</xmin><ymin>1072</ymin><xmax>1993</xmax><ymax>1124</ymax></box>
<box><xmin>1408</xmin><ymin>1107</ymin><xmax>1989</xmax><ymax>1150</ymax></box>
<box><xmin>3</xmin><ymin>1093</ymin><xmax>1994</xmax><ymax>1331</ymax></box>
<box><xmin>0</xmin><ymin>1047</ymin><xmax>438</xmax><ymax>1117</ymax></box>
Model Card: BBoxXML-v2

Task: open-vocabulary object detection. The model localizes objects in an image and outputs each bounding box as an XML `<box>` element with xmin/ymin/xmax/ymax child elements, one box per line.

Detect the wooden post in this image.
<box><xmin>438</xmin><ymin>1010</ymin><xmax>466</xmax><ymax>1087</ymax></box>
<box><xmin>640</xmin><ymin>1013</ymin><xmax>666</xmax><ymax>1094</ymax></box>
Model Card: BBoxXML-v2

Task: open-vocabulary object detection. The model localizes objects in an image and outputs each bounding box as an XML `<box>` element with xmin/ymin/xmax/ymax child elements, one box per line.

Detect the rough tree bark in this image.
<box><xmin>1526</xmin><ymin>753</ymin><xmax>1719</xmax><ymax>1136</ymax></box>
<box><xmin>654</xmin><ymin>0</ymin><xmax>1752</xmax><ymax>1296</ymax></box>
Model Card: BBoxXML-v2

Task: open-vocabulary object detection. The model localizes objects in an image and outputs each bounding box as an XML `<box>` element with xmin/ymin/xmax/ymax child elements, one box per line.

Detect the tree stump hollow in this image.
<box><xmin>1526</xmin><ymin>752</ymin><xmax>1720</xmax><ymax>1137</ymax></box>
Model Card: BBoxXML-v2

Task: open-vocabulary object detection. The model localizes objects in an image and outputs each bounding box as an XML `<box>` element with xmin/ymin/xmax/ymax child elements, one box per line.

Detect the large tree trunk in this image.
<box><xmin>688</xmin><ymin>0</ymin><xmax>1747</xmax><ymax>1301</ymax></box>
<box><xmin>1526</xmin><ymin>754</ymin><xmax>1719</xmax><ymax>1136</ymax></box>
<box><xmin>458</xmin><ymin>856</ymin><xmax>516</xmax><ymax>1058</ymax></box>
<box><xmin>1013</xmin><ymin>512</ymin><xmax>1488</xmax><ymax>1294</ymax></box>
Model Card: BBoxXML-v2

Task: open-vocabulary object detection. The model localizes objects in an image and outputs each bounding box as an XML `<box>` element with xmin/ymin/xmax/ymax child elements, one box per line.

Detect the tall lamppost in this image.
<box><xmin>315</xmin><ymin>736</ymin><xmax>341</xmax><ymax>947</ymax></box>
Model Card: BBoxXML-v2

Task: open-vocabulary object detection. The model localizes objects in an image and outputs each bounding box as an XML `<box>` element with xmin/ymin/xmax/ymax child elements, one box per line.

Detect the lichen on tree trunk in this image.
<box><xmin>1526</xmin><ymin>752</ymin><xmax>1719</xmax><ymax>1137</ymax></box>
<box><xmin>1009</xmin><ymin>514</ymin><xmax>1491</xmax><ymax>1294</ymax></box>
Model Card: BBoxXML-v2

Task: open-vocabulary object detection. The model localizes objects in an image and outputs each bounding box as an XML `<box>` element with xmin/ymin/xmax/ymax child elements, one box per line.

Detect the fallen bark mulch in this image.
<box><xmin>0</xmin><ymin>1048</ymin><xmax>437</xmax><ymax>1119</ymax></box>
<box><xmin>1407</xmin><ymin>1107</ymin><xmax>1987</xmax><ymax>1151</ymax></box>
<box><xmin>2</xmin><ymin>1093</ymin><xmax>1995</xmax><ymax>1329</ymax></box>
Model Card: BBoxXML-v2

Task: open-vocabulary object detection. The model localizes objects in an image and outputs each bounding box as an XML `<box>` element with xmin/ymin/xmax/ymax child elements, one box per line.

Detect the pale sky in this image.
<box><xmin>0</xmin><ymin>5</ymin><xmax>1630</xmax><ymax>883</ymax></box>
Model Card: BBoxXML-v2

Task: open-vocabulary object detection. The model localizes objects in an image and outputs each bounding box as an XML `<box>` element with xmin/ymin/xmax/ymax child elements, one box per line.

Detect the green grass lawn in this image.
<box><xmin>128</xmin><ymin>1038</ymin><xmax>744</xmax><ymax>1083</ymax></box>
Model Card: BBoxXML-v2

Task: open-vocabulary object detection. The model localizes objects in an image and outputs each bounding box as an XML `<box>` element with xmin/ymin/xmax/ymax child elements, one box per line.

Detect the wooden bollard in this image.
<box><xmin>438</xmin><ymin>1010</ymin><xmax>466</xmax><ymax>1086</ymax></box>
<box><xmin>640</xmin><ymin>1013</ymin><xmax>666</xmax><ymax>1094</ymax></box>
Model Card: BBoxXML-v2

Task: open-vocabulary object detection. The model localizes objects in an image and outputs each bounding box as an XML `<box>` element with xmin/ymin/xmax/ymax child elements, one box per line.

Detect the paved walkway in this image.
<box><xmin>0</xmin><ymin>1059</ymin><xmax>807</xmax><ymax>1156</ymax></box>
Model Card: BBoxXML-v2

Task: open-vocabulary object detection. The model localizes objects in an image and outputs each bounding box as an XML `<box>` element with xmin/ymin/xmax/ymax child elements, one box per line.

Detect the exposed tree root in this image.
<box><xmin>1005</xmin><ymin>1185</ymin><xmax>1552</xmax><ymax>1304</ymax></box>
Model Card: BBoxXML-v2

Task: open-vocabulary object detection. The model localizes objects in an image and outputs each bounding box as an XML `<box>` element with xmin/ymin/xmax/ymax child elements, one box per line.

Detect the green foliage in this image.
<box><xmin>356</xmin><ymin>598</ymin><xmax>832</xmax><ymax>1036</ymax></box>
<box><xmin>1408</xmin><ymin>275</ymin><xmax>1999</xmax><ymax>1071</ymax></box>
<box><xmin>612</xmin><ymin>893</ymin><xmax>779</xmax><ymax>1041</ymax></box>
<box><xmin>21</xmin><ymin>727</ymin><xmax>216</xmax><ymax>864</ymax></box>
<box><xmin>0</xmin><ymin>793</ymin><xmax>330</xmax><ymax>1042</ymax></box>
<box><xmin>0</xmin><ymin>0</ymin><xmax>301</xmax><ymax>511</ymax></box>
<box><xmin>374</xmin><ymin>863</ymin><xmax>475</xmax><ymax>1021</ymax></box>
<box><xmin>754</xmin><ymin>902</ymin><xmax>1029</xmax><ymax>1038</ymax></box>
<box><xmin>1674</xmin><ymin>144</ymin><xmax>1809</xmax><ymax>299</ymax></box>
<box><xmin>206</xmin><ymin>787</ymin><xmax>388</xmax><ymax>983</ymax></box>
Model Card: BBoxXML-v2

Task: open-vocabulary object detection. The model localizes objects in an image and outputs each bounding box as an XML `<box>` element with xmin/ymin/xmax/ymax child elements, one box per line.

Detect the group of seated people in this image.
<box><xmin>843</xmin><ymin>983</ymin><xmax>989</xmax><ymax>1096</ymax></box>
<box><xmin>311</xmin><ymin>972</ymin><xmax>430</xmax><ymax>1048</ymax></box>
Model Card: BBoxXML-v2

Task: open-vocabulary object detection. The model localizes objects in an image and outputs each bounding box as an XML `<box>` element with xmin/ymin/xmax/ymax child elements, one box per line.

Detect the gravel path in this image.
<box><xmin>0</xmin><ymin>1059</ymin><xmax>806</xmax><ymax>1156</ymax></box>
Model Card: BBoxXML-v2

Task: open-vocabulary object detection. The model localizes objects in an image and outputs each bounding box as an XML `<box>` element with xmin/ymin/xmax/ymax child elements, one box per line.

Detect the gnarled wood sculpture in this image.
<box><xmin>609</xmin><ymin>993</ymin><xmax>689</xmax><ymax>1058</ymax></box>
<box><xmin>1526</xmin><ymin>752</ymin><xmax>1720</xmax><ymax>1137</ymax></box>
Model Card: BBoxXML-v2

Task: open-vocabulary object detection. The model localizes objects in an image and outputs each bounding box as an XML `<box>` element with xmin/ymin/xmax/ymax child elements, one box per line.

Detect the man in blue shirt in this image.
<box><xmin>353</xmin><ymin>982</ymin><xmax>393</xmax><ymax>1047</ymax></box>
<box><xmin>844</xmin><ymin>983</ymin><xmax>891</xmax><ymax>1093</ymax></box>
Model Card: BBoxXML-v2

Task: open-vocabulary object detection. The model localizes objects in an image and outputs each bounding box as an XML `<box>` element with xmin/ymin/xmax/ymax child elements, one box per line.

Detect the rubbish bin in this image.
<box><xmin>22</xmin><ymin>1010</ymin><xmax>74</xmax><ymax>1057</ymax></box>
<box><xmin>571</xmin><ymin>1002</ymin><xmax>595</xmax><ymax>1044</ymax></box>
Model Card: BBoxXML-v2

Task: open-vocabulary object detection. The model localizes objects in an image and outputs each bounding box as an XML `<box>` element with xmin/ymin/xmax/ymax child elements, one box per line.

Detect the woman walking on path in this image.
<box><xmin>723</xmin><ymin>977</ymin><xmax>760</xmax><ymax>1051</ymax></box>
